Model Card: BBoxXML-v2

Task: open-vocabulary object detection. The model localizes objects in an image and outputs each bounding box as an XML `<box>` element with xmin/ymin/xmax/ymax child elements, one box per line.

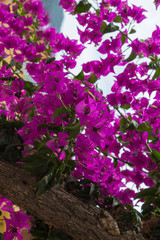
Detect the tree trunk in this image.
<box><xmin>0</xmin><ymin>157</ymin><xmax>146</xmax><ymax>240</ymax></box>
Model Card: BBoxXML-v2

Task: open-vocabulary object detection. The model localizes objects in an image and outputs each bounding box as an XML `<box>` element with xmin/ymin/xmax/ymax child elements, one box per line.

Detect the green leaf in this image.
<box><xmin>123</xmin><ymin>203</ymin><xmax>142</xmax><ymax>225</ymax></box>
<box><xmin>24</xmin><ymin>158</ymin><xmax>48</xmax><ymax>174</ymax></box>
<box><xmin>65</xmin><ymin>120</ymin><xmax>81</xmax><ymax>139</ymax></box>
<box><xmin>85</xmin><ymin>88</ymin><xmax>89</xmax><ymax>93</ymax></box>
<box><xmin>130</xmin><ymin>120</ymin><xmax>138</xmax><ymax>130</ymax></box>
<box><xmin>129</xmin><ymin>28</ymin><xmax>136</xmax><ymax>34</ymax></box>
<box><xmin>36</xmin><ymin>171</ymin><xmax>54</xmax><ymax>196</ymax></box>
<box><xmin>127</xmin><ymin>162</ymin><xmax>134</xmax><ymax>167</ymax></box>
<box><xmin>0</xmin><ymin>113</ymin><xmax>6</xmax><ymax>120</ymax></box>
<box><xmin>103</xmin><ymin>196</ymin><xmax>114</xmax><ymax>205</ymax></box>
<box><xmin>151</xmin><ymin>149</ymin><xmax>160</xmax><ymax>163</ymax></box>
<box><xmin>52</xmin><ymin>106</ymin><xmax>70</xmax><ymax>120</ymax></box>
<box><xmin>67</xmin><ymin>160</ymin><xmax>76</xmax><ymax>171</ymax></box>
<box><xmin>32</xmin><ymin>34</ymin><xmax>40</xmax><ymax>42</ymax></box>
<box><xmin>120</xmin><ymin>117</ymin><xmax>128</xmax><ymax>133</ymax></box>
<box><xmin>0</xmin><ymin>118</ymin><xmax>24</xmax><ymax>131</ymax></box>
<box><xmin>89</xmin><ymin>183</ymin><xmax>95</xmax><ymax>196</ymax></box>
<box><xmin>74</xmin><ymin>1</ymin><xmax>91</xmax><ymax>14</ymax></box>
<box><xmin>147</xmin><ymin>132</ymin><xmax>158</xmax><ymax>143</ymax></box>
<box><xmin>15</xmin><ymin>62</ymin><xmax>23</xmax><ymax>70</ymax></box>
<box><xmin>11</xmin><ymin>120</ymin><xmax>24</xmax><ymax>130</ymax></box>
<box><xmin>152</xmin><ymin>67</ymin><xmax>160</xmax><ymax>80</ymax></box>
<box><xmin>3</xmin><ymin>60</ymin><xmax>8</xmax><ymax>67</ymax></box>
<box><xmin>65</xmin><ymin>150</ymin><xmax>71</xmax><ymax>162</ymax></box>
<box><xmin>113</xmin><ymin>157</ymin><xmax>118</xmax><ymax>168</ymax></box>
<box><xmin>148</xmin><ymin>170</ymin><xmax>160</xmax><ymax>185</ymax></box>
<box><xmin>10</xmin><ymin>58</ymin><xmax>16</xmax><ymax>67</ymax></box>
<box><xmin>23</xmin><ymin>147</ymin><xmax>52</xmax><ymax>174</ymax></box>
<box><xmin>0</xmin><ymin>55</ymin><xmax>5</xmax><ymax>62</ymax></box>
<box><xmin>104</xmin><ymin>22</ymin><xmax>119</xmax><ymax>34</ymax></box>
<box><xmin>112</xmin><ymin>198</ymin><xmax>120</xmax><ymax>207</ymax></box>
<box><xmin>88</xmin><ymin>73</ymin><xmax>98</xmax><ymax>84</ymax></box>
<box><xmin>113</xmin><ymin>15</ymin><xmax>122</xmax><ymax>23</ymax></box>
<box><xmin>33</xmin><ymin>140</ymin><xmax>47</xmax><ymax>150</ymax></box>
<box><xmin>68</xmin><ymin>127</ymin><xmax>80</xmax><ymax>139</ymax></box>
<box><xmin>101</xmin><ymin>22</ymin><xmax>119</xmax><ymax>35</ymax></box>
<box><xmin>55</xmin><ymin>169</ymin><xmax>62</xmax><ymax>184</ymax></box>
<box><xmin>121</xmin><ymin>33</ymin><xmax>126</xmax><ymax>45</ymax></box>
<box><xmin>0</xmin><ymin>233</ymin><xmax>4</xmax><ymax>240</ymax></box>
<box><xmin>124</xmin><ymin>203</ymin><xmax>141</xmax><ymax>223</ymax></box>
<box><xmin>32</xmin><ymin>56</ymin><xmax>42</xmax><ymax>62</ymax></box>
<box><xmin>145</xmin><ymin>62</ymin><xmax>160</xmax><ymax>70</ymax></box>
<box><xmin>20</xmin><ymin>6</ymin><xmax>28</xmax><ymax>16</ymax></box>
<box><xmin>3</xmin><ymin>143</ymin><xmax>23</xmax><ymax>162</ymax></box>
<box><xmin>74</xmin><ymin>70</ymin><xmax>84</xmax><ymax>81</ymax></box>
<box><xmin>137</xmin><ymin>122</ymin><xmax>152</xmax><ymax>132</ymax></box>
<box><xmin>141</xmin><ymin>202</ymin><xmax>154</xmax><ymax>216</ymax></box>
<box><xmin>46</xmin><ymin>57</ymin><xmax>55</xmax><ymax>65</ymax></box>
<box><xmin>24</xmin><ymin>81</ymin><xmax>34</xmax><ymax>92</ymax></box>
<box><xmin>60</xmin><ymin>161</ymin><xmax>65</xmax><ymax>173</ymax></box>
<box><xmin>135</xmin><ymin>187</ymin><xmax>157</xmax><ymax>199</ymax></box>
<box><xmin>96</xmin><ymin>9</ymin><xmax>100</xmax><ymax>17</ymax></box>
<box><xmin>27</xmin><ymin>106</ymin><xmax>36</xmax><ymax>121</ymax></box>
<box><xmin>124</xmin><ymin>50</ymin><xmax>137</xmax><ymax>62</ymax></box>
<box><xmin>121</xmin><ymin>104</ymin><xmax>130</xmax><ymax>109</ymax></box>
<box><xmin>119</xmin><ymin>117</ymin><xmax>138</xmax><ymax>132</ymax></box>
<box><xmin>100</xmin><ymin>21</ymin><xmax>107</xmax><ymax>34</ymax></box>
<box><xmin>0</xmin><ymin>129</ymin><xmax>10</xmax><ymax>145</ymax></box>
<box><xmin>22</xmin><ymin>30</ymin><xmax>29</xmax><ymax>36</ymax></box>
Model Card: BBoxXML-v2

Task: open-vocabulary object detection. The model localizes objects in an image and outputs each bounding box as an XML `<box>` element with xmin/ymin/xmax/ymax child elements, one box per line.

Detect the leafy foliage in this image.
<box><xmin>0</xmin><ymin>115</ymin><xmax>24</xmax><ymax>162</ymax></box>
<box><xmin>100</xmin><ymin>21</ymin><xmax>119</xmax><ymax>35</ymax></box>
<box><xmin>30</xmin><ymin>217</ymin><xmax>72</xmax><ymax>240</ymax></box>
<box><xmin>74</xmin><ymin>0</ymin><xmax>91</xmax><ymax>14</ymax></box>
<box><xmin>0</xmin><ymin>234</ymin><xmax>4</xmax><ymax>240</ymax></box>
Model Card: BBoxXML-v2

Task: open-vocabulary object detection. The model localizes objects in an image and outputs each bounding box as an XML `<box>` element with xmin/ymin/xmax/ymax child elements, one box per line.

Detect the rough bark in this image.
<box><xmin>0</xmin><ymin>157</ymin><xmax>146</xmax><ymax>240</ymax></box>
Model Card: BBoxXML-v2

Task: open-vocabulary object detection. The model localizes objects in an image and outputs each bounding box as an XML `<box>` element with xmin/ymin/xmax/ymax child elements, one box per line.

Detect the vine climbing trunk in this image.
<box><xmin>0</xmin><ymin>157</ymin><xmax>145</xmax><ymax>240</ymax></box>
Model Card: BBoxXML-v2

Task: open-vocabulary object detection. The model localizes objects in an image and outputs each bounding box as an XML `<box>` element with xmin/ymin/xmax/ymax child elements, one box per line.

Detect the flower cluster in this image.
<box><xmin>0</xmin><ymin>196</ymin><xmax>32</xmax><ymax>240</ymax></box>
<box><xmin>0</xmin><ymin>0</ymin><xmax>160</xmax><ymax>238</ymax></box>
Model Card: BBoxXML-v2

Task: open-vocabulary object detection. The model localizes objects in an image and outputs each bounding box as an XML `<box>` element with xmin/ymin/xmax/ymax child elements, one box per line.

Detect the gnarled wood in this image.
<box><xmin>0</xmin><ymin>158</ymin><xmax>146</xmax><ymax>240</ymax></box>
